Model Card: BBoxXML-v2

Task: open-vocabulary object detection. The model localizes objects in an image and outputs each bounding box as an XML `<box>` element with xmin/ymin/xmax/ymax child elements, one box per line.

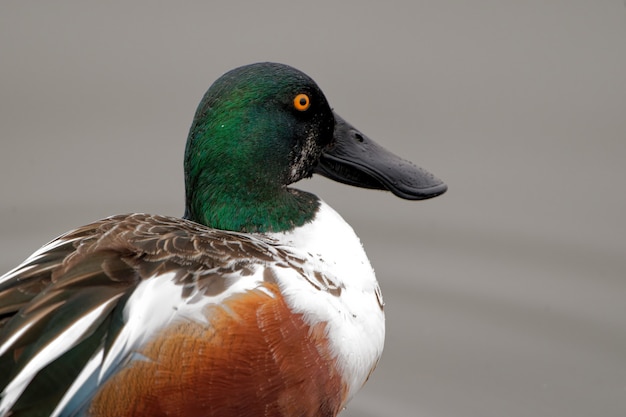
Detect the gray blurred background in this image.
<box><xmin>1</xmin><ymin>1</ymin><xmax>625</xmax><ymax>416</ymax></box>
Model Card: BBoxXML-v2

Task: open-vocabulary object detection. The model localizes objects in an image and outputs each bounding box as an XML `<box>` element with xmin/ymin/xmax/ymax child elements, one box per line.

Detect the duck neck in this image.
<box><xmin>183</xmin><ymin>175</ymin><xmax>319</xmax><ymax>233</ymax></box>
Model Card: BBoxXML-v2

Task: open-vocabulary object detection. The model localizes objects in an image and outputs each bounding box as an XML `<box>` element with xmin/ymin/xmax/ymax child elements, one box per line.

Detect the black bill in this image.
<box><xmin>314</xmin><ymin>113</ymin><xmax>447</xmax><ymax>200</ymax></box>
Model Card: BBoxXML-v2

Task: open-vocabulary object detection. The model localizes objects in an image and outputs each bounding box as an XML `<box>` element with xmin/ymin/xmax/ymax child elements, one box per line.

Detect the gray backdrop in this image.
<box><xmin>1</xmin><ymin>1</ymin><xmax>625</xmax><ymax>416</ymax></box>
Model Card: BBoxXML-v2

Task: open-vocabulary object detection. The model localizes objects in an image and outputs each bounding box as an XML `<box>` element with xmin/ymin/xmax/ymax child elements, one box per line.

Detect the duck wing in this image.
<box><xmin>0</xmin><ymin>213</ymin><xmax>293</xmax><ymax>416</ymax></box>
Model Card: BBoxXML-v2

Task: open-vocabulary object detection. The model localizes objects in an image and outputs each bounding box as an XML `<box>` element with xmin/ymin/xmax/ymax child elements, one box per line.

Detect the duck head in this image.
<box><xmin>184</xmin><ymin>62</ymin><xmax>446</xmax><ymax>232</ymax></box>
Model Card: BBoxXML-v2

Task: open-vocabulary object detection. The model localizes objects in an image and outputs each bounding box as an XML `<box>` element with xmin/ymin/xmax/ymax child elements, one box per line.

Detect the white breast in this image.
<box><xmin>266</xmin><ymin>200</ymin><xmax>386</xmax><ymax>402</ymax></box>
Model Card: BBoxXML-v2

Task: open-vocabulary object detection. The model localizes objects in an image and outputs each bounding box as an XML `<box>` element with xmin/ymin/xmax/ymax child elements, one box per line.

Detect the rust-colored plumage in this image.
<box><xmin>89</xmin><ymin>283</ymin><xmax>347</xmax><ymax>417</ymax></box>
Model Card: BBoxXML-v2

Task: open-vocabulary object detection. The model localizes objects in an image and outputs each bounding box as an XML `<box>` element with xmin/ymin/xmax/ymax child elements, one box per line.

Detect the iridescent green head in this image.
<box><xmin>184</xmin><ymin>63</ymin><xmax>334</xmax><ymax>232</ymax></box>
<box><xmin>184</xmin><ymin>62</ymin><xmax>447</xmax><ymax>233</ymax></box>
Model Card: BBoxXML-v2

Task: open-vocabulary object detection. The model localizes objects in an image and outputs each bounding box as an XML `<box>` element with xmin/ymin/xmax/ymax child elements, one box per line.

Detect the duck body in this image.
<box><xmin>0</xmin><ymin>63</ymin><xmax>445</xmax><ymax>417</ymax></box>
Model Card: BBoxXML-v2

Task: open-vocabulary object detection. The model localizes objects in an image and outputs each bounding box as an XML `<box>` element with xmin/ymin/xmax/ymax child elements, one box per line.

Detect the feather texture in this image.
<box><xmin>0</xmin><ymin>213</ymin><xmax>349</xmax><ymax>416</ymax></box>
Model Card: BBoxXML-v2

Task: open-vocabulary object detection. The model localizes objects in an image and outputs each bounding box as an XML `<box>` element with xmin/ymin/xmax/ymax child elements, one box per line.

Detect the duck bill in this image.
<box><xmin>314</xmin><ymin>113</ymin><xmax>447</xmax><ymax>200</ymax></box>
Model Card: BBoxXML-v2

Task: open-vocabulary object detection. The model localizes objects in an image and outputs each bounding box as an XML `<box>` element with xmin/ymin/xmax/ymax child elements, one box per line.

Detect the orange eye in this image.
<box><xmin>293</xmin><ymin>93</ymin><xmax>311</xmax><ymax>111</ymax></box>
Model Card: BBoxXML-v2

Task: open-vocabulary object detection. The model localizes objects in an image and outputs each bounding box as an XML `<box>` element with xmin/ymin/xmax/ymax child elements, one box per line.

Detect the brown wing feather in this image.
<box><xmin>0</xmin><ymin>213</ymin><xmax>299</xmax><ymax>416</ymax></box>
<box><xmin>0</xmin><ymin>213</ymin><xmax>288</xmax><ymax>327</ymax></box>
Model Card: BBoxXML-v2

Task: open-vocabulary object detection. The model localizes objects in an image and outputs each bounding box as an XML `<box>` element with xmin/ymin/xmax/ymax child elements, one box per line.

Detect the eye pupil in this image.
<box><xmin>294</xmin><ymin>93</ymin><xmax>311</xmax><ymax>111</ymax></box>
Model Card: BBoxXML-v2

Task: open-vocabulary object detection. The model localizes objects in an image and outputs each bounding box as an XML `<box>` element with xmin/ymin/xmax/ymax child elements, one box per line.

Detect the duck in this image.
<box><xmin>0</xmin><ymin>62</ymin><xmax>446</xmax><ymax>417</ymax></box>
